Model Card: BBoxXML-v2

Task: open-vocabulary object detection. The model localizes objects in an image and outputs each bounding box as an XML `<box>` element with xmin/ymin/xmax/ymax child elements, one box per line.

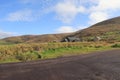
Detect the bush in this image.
<box><xmin>111</xmin><ymin>44</ymin><xmax>120</xmax><ymax>48</ymax></box>
<box><xmin>16</xmin><ymin>51</ymin><xmax>41</xmax><ymax>61</ymax></box>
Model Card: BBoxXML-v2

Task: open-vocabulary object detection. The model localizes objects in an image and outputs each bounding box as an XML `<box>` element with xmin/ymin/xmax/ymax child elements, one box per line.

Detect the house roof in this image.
<box><xmin>67</xmin><ymin>37</ymin><xmax>80</xmax><ymax>41</ymax></box>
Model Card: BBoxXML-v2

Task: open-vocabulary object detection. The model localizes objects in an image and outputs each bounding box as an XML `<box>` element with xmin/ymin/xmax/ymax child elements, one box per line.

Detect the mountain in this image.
<box><xmin>71</xmin><ymin>16</ymin><xmax>120</xmax><ymax>42</ymax></box>
<box><xmin>0</xmin><ymin>33</ymin><xmax>71</xmax><ymax>44</ymax></box>
<box><xmin>1</xmin><ymin>16</ymin><xmax>120</xmax><ymax>44</ymax></box>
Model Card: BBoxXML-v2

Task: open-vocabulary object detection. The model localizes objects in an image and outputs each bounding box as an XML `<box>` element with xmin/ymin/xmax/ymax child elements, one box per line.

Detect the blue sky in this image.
<box><xmin>0</xmin><ymin>0</ymin><xmax>120</xmax><ymax>38</ymax></box>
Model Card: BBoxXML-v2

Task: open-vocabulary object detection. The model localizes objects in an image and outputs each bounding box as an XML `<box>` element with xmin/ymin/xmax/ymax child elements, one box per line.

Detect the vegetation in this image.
<box><xmin>41</xmin><ymin>45</ymin><xmax>111</xmax><ymax>59</ymax></box>
<box><xmin>1</xmin><ymin>17</ymin><xmax>120</xmax><ymax>63</ymax></box>
<box><xmin>0</xmin><ymin>42</ymin><xmax>114</xmax><ymax>63</ymax></box>
<box><xmin>111</xmin><ymin>43</ymin><xmax>120</xmax><ymax>48</ymax></box>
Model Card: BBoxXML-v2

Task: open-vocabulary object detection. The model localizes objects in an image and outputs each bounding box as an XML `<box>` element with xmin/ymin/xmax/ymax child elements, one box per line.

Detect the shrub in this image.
<box><xmin>111</xmin><ymin>44</ymin><xmax>120</xmax><ymax>48</ymax></box>
<box><xmin>16</xmin><ymin>51</ymin><xmax>41</xmax><ymax>61</ymax></box>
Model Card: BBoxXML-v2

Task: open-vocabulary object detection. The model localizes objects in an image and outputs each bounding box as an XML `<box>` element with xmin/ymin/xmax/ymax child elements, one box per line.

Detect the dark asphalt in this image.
<box><xmin>1</xmin><ymin>49</ymin><xmax>120</xmax><ymax>80</ymax></box>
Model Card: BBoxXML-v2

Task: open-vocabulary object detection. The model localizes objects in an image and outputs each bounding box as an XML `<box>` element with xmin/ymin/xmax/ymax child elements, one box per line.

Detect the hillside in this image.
<box><xmin>72</xmin><ymin>16</ymin><xmax>120</xmax><ymax>42</ymax></box>
<box><xmin>1</xmin><ymin>16</ymin><xmax>120</xmax><ymax>44</ymax></box>
<box><xmin>0</xmin><ymin>33</ymin><xmax>71</xmax><ymax>44</ymax></box>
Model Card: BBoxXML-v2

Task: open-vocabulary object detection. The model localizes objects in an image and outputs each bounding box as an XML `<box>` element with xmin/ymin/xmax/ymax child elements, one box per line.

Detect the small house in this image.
<box><xmin>61</xmin><ymin>37</ymin><xmax>81</xmax><ymax>42</ymax></box>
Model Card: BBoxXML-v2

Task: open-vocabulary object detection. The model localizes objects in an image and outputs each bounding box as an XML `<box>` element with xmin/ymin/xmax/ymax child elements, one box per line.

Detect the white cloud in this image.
<box><xmin>55</xmin><ymin>25</ymin><xmax>87</xmax><ymax>33</ymax></box>
<box><xmin>96</xmin><ymin>0</ymin><xmax>120</xmax><ymax>11</ymax></box>
<box><xmin>0</xmin><ymin>30</ymin><xmax>15</xmax><ymax>39</ymax></box>
<box><xmin>54</xmin><ymin>0</ymin><xmax>86</xmax><ymax>23</ymax></box>
<box><xmin>53</xmin><ymin>0</ymin><xmax>120</xmax><ymax>25</ymax></box>
<box><xmin>56</xmin><ymin>26</ymin><xmax>77</xmax><ymax>33</ymax></box>
<box><xmin>6</xmin><ymin>10</ymin><xmax>34</xmax><ymax>22</ymax></box>
<box><xmin>5</xmin><ymin>0</ymin><xmax>120</xmax><ymax>25</ymax></box>
<box><xmin>20</xmin><ymin>0</ymin><xmax>56</xmax><ymax>10</ymax></box>
<box><xmin>89</xmin><ymin>12</ymin><xmax>109</xmax><ymax>25</ymax></box>
<box><xmin>76</xmin><ymin>25</ymin><xmax>88</xmax><ymax>30</ymax></box>
<box><xmin>86</xmin><ymin>0</ymin><xmax>120</xmax><ymax>25</ymax></box>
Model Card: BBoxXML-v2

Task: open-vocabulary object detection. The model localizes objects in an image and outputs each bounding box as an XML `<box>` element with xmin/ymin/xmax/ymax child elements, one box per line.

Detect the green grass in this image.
<box><xmin>0</xmin><ymin>57</ymin><xmax>20</xmax><ymax>63</ymax></box>
<box><xmin>0</xmin><ymin>41</ymin><xmax>14</xmax><ymax>45</ymax></box>
<box><xmin>0</xmin><ymin>42</ymin><xmax>116</xmax><ymax>64</ymax></box>
<box><xmin>0</xmin><ymin>51</ymin><xmax>41</xmax><ymax>63</ymax></box>
<box><xmin>0</xmin><ymin>46</ymin><xmax>111</xmax><ymax>64</ymax></box>
<box><xmin>41</xmin><ymin>46</ymin><xmax>112</xmax><ymax>59</ymax></box>
<box><xmin>111</xmin><ymin>43</ymin><xmax>120</xmax><ymax>48</ymax></box>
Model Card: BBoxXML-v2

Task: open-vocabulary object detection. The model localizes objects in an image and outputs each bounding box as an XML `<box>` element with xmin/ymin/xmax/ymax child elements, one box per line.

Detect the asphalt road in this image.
<box><xmin>1</xmin><ymin>49</ymin><xmax>120</xmax><ymax>80</ymax></box>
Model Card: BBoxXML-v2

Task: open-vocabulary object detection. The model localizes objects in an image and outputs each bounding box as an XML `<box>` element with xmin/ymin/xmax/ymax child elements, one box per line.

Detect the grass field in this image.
<box><xmin>0</xmin><ymin>42</ymin><xmax>118</xmax><ymax>63</ymax></box>
<box><xmin>41</xmin><ymin>45</ymin><xmax>111</xmax><ymax>59</ymax></box>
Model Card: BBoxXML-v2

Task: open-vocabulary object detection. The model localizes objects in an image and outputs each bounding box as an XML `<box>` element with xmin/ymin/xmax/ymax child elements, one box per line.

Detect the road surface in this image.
<box><xmin>1</xmin><ymin>49</ymin><xmax>120</xmax><ymax>80</ymax></box>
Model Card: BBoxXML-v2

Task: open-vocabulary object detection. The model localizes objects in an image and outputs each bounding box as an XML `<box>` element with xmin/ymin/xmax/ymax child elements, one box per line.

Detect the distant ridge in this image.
<box><xmin>1</xmin><ymin>16</ymin><xmax>120</xmax><ymax>44</ymax></box>
<box><xmin>1</xmin><ymin>33</ymin><xmax>71</xmax><ymax>44</ymax></box>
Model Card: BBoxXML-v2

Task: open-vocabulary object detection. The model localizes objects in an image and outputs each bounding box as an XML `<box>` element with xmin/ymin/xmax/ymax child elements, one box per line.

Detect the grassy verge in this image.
<box><xmin>0</xmin><ymin>42</ymin><xmax>118</xmax><ymax>64</ymax></box>
<box><xmin>41</xmin><ymin>46</ymin><xmax>112</xmax><ymax>59</ymax></box>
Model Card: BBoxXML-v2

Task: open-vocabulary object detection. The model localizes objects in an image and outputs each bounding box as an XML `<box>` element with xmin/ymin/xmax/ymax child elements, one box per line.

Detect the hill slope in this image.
<box><xmin>0</xmin><ymin>33</ymin><xmax>71</xmax><ymax>44</ymax></box>
<box><xmin>72</xmin><ymin>16</ymin><xmax>120</xmax><ymax>41</ymax></box>
<box><xmin>1</xmin><ymin>16</ymin><xmax>120</xmax><ymax>44</ymax></box>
